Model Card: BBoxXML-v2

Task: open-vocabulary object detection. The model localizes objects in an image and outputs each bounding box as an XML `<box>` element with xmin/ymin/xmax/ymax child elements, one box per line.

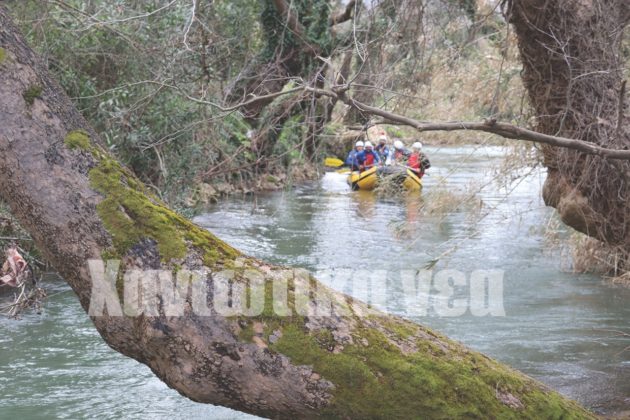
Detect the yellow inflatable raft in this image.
<box><xmin>347</xmin><ymin>166</ymin><xmax>422</xmax><ymax>191</ymax></box>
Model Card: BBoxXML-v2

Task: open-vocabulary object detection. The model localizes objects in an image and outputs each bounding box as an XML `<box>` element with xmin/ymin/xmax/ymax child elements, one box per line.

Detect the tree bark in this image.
<box><xmin>0</xmin><ymin>6</ymin><xmax>594</xmax><ymax>419</ymax></box>
<box><xmin>505</xmin><ymin>0</ymin><xmax>630</xmax><ymax>251</ymax></box>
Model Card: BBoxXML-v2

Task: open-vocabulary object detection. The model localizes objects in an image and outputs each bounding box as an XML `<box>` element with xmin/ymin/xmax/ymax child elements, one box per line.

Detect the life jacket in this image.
<box><xmin>364</xmin><ymin>151</ymin><xmax>375</xmax><ymax>167</ymax></box>
<box><xmin>408</xmin><ymin>152</ymin><xmax>429</xmax><ymax>177</ymax></box>
<box><xmin>408</xmin><ymin>153</ymin><xmax>420</xmax><ymax>171</ymax></box>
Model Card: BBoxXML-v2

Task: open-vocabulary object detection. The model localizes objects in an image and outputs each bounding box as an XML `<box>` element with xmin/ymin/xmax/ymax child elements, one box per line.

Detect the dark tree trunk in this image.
<box><xmin>506</xmin><ymin>0</ymin><xmax>630</xmax><ymax>255</ymax></box>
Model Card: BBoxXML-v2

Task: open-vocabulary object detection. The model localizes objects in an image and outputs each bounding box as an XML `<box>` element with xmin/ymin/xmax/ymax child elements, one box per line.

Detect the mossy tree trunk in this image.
<box><xmin>506</xmin><ymin>0</ymin><xmax>630</xmax><ymax>258</ymax></box>
<box><xmin>0</xmin><ymin>6</ymin><xmax>595</xmax><ymax>419</ymax></box>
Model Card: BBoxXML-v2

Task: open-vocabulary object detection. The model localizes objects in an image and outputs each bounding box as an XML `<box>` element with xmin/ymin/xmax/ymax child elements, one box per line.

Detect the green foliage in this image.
<box><xmin>6</xmin><ymin>0</ymin><xmax>532</xmax><ymax>198</ymax></box>
<box><xmin>274</xmin><ymin>114</ymin><xmax>305</xmax><ymax>166</ymax></box>
<box><xmin>261</xmin><ymin>0</ymin><xmax>332</xmax><ymax>70</ymax></box>
<box><xmin>7</xmin><ymin>0</ymin><xmax>271</xmax><ymax>200</ymax></box>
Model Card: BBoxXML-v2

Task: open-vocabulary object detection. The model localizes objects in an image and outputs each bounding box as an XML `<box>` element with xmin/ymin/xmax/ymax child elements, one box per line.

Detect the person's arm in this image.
<box><xmin>345</xmin><ymin>151</ymin><xmax>353</xmax><ymax>166</ymax></box>
<box><xmin>354</xmin><ymin>151</ymin><xmax>363</xmax><ymax>169</ymax></box>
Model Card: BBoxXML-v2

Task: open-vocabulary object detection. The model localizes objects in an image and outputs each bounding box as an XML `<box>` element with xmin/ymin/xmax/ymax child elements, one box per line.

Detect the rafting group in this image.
<box><xmin>345</xmin><ymin>134</ymin><xmax>431</xmax><ymax>191</ymax></box>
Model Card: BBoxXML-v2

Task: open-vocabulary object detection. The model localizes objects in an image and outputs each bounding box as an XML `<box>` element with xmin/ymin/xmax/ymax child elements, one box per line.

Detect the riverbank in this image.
<box><xmin>181</xmin><ymin>162</ymin><xmax>320</xmax><ymax>207</ymax></box>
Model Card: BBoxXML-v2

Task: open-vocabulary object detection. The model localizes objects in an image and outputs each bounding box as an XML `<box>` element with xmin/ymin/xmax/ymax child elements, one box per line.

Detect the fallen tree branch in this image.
<box><xmin>302</xmin><ymin>85</ymin><xmax>630</xmax><ymax>160</ymax></box>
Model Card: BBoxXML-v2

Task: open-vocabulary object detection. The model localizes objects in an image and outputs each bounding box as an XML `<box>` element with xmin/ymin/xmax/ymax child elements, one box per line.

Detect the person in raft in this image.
<box><xmin>392</xmin><ymin>139</ymin><xmax>411</xmax><ymax>164</ymax></box>
<box><xmin>407</xmin><ymin>141</ymin><xmax>431</xmax><ymax>177</ymax></box>
<box><xmin>355</xmin><ymin>141</ymin><xmax>381</xmax><ymax>171</ymax></box>
<box><xmin>374</xmin><ymin>135</ymin><xmax>390</xmax><ymax>162</ymax></box>
<box><xmin>345</xmin><ymin>140</ymin><xmax>364</xmax><ymax>171</ymax></box>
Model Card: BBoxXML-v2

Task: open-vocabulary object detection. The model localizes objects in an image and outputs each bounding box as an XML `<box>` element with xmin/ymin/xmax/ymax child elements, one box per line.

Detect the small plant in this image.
<box><xmin>23</xmin><ymin>85</ymin><xmax>42</xmax><ymax>106</ymax></box>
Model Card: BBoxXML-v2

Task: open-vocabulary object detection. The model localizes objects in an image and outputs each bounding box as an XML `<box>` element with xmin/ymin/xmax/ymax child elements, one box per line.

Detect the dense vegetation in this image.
<box><xmin>6</xmin><ymin>0</ymin><xmax>528</xmax><ymax>204</ymax></box>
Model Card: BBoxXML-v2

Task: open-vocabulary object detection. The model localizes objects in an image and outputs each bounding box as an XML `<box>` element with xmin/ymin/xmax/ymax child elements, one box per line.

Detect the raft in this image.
<box><xmin>347</xmin><ymin>166</ymin><xmax>422</xmax><ymax>191</ymax></box>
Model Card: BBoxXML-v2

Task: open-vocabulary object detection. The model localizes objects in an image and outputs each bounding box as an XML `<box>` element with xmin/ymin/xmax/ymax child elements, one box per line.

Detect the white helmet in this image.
<box><xmin>364</xmin><ymin>141</ymin><xmax>373</xmax><ymax>148</ymax></box>
<box><xmin>394</xmin><ymin>140</ymin><xmax>404</xmax><ymax>150</ymax></box>
<box><xmin>378</xmin><ymin>135</ymin><xmax>387</xmax><ymax>143</ymax></box>
<box><xmin>412</xmin><ymin>141</ymin><xmax>423</xmax><ymax>150</ymax></box>
<box><xmin>355</xmin><ymin>140</ymin><xmax>364</xmax><ymax>147</ymax></box>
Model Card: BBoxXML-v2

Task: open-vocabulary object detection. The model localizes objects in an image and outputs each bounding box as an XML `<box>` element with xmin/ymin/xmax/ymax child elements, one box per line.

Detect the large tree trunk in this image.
<box><xmin>0</xmin><ymin>7</ymin><xmax>594</xmax><ymax>419</ymax></box>
<box><xmin>506</xmin><ymin>0</ymin><xmax>630</xmax><ymax>255</ymax></box>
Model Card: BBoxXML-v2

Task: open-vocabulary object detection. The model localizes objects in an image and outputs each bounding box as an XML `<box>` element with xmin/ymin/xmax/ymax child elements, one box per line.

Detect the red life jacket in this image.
<box><xmin>408</xmin><ymin>153</ymin><xmax>420</xmax><ymax>170</ymax></box>
<box><xmin>408</xmin><ymin>153</ymin><xmax>424</xmax><ymax>176</ymax></box>
<box><xmin>364</xmin><ymin>151</ymin><xmax>375</xmax><ymax>167</ymax></box>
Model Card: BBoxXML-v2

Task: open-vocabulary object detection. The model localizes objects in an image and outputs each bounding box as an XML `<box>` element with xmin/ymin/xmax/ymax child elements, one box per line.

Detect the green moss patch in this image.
<box><xmin>85</xmin><ymin>146</ymin><xmax>240</xmax><ymax>265</ymax></box>
<box><xmin>268</xmin><ymin>322</ymin><xmax>593</xmax><ymax>419</ymax></box>
<box><xmin>23</xmin><ymin>85</ymin><xmax>42</xmax><ymax>106</ymax></box>
<box><xmin>65</xmin><ymin>130</ymin><xmax>91</xmax><ymax>150</ymax></box>
<box><xmin>0</xmin><ymin>48</ymin><xmax>6</xmax><ymax>64</ymax></box>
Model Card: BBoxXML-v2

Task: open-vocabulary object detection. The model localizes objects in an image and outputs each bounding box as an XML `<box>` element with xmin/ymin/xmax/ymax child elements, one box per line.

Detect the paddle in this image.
<box><xmin>324</xmin><ymin>157</ymin><xmax>344</xmax><ymax>167</ymax></box>
<box><xmin>324</xmin><ymin>157</ymin><xmax>352</xmax><ymax>174</ymax></box>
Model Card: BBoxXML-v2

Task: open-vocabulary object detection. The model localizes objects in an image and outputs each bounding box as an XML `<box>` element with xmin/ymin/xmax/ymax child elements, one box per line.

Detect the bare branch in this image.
<box><xmin>616</xmin><ymin>80</ymin><xmax>626</xmax><ymax>140</ymax></box>
<box><xmin>299</xmin><ymin>85</ymin><xmax>630</xmax><ymax>160</ymax></box>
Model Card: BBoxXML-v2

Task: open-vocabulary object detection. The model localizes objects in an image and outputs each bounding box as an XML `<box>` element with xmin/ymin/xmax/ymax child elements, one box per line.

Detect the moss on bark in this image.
<box><xmin>234</xmin><ymin>279</ymin><xmax>594</xmax><ymax>419</ymax></box>
<box><xmin>65</xmin><ymin>132</ymin><xmax>240</xmax><ymax>265</ymax></box>
<box><xmin>64</xmin><ymin>129</ymin><xmax>91</xmax><ymax>150</ymax></box>
<box><xmin>269</xmin><ymin>319</ymin><xmax>593</xmax><ymax>419</ymax></box>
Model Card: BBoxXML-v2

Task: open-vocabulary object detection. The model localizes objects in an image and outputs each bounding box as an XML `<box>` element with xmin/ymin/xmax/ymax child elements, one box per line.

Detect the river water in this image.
<box><xmin>0</xmin><ymin>146</ymin><xmax>628</xmax><ymax>418</ymax></box>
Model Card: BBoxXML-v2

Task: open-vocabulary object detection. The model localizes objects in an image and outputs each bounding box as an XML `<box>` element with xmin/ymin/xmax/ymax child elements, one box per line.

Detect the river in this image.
<box><xmin>0</xmin><ymin>146</ymin><xmax>628</xmax><ymax>418</ymax></box>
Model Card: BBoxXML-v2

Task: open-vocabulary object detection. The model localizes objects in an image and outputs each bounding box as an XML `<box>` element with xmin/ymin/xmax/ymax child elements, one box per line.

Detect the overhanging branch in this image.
<box><xmin>300</xmin><ymin>86</ymin><xmax>630</xmax><ymax>160</ymax></box>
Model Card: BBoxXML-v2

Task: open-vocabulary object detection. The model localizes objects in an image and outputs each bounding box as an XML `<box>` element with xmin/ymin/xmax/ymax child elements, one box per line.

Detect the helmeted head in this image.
<box><xmin>394</xmin><ymin>140</ymin><xmax>404</xmax><ymax>150</ymax></box>
<box><xmin>378</xmin><ymin>135</ymin><xmax>387</xmax><ymax>144</ymax></box>
<box><xmin>355</xmin><ymin>140</ymin><xmax>364</xmax><ymax>151</ymax></box>
<box><xmin>364</xmin><ymin>141</ymin><xmax>373</xmax><ymax>150</ymax></box>
<box><xmin>411</xmin><ymin>141</ymin><xmax>423</xmax><ymax>151</ymax></box>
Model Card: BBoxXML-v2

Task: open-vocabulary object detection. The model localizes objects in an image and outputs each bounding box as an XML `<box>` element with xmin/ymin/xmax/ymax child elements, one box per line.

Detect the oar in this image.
<box><xmin>324</xmin><ymin>157</ymin><xmax>352</xmax><ymax>174</ymax></box>
<box><xmin>324</xmin><ymin>157</ymin><xmax>344</xmax><ymax>167</ymax></box>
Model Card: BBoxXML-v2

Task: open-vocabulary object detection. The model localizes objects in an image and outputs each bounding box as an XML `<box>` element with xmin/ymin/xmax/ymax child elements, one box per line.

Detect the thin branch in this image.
<box><xmin>182</xmin><ymin>0</ymin><xmax>198</xmax><ymax>51</ymax></box>
<box><xmin>616</xmin><ymin>80</ymin><xmax>626</xmax><ymax>140</ymax></box>
<box><xmin>84</xmin><ymin>0</ymin><xmax>178</xmax><ymax>27</ymax></box>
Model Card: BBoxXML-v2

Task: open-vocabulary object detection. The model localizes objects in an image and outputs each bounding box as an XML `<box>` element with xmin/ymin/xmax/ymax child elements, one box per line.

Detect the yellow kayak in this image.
<box><xmin>347</xmin><ymin>166</ymin><xmax>422</xmax><ymax>191</ymax></box>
